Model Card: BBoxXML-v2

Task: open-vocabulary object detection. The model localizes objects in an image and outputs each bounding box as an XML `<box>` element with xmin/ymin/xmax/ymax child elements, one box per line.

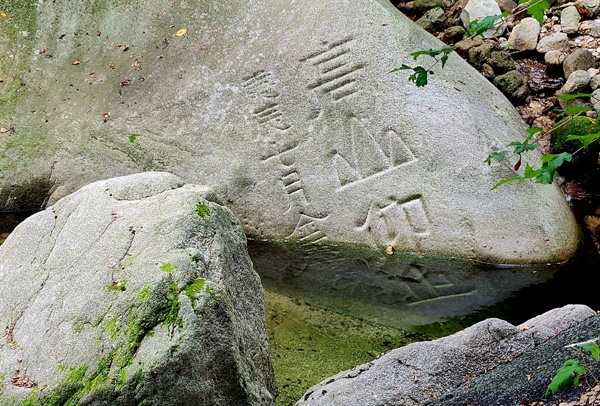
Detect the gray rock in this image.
<box><xmin>590</xmin><ymin>19</ymin><xmax>600</xmax><ymax>37</ymax></box>
<box><xmin>454</xmin><ymin>37</ymin><xmax>486</xmax><ymax>56</ymax></box>
<box><xmin>468</xmin><ymin>43</ymin><xmax>494</xmax><ymax>68</ymax></box>
<box><xmin>417</xmin><ymin>7</ymin><xmax>448</xmax><ymax>32</ymax></box>
<box><xmin>575</xmin><ymin>0</ymin><xmax>600</xmax><ymax>18</ymax></box>
<box><xmin>461</xmin><ymin>0</ymin><xmax>507</xmax><ymax>37</ymax></box>
<box><xmin>591</xmin><ymin>73</ymin><xmax>600</xmax><ymax>89</ymax></box>
<box><xmin>563</xmin><ymin>48</ymin><xmax>597</xmax><ymax>78</ymax></box>
<box><xmin>296</xmin><ymin>305</ymin><xmax>594</xmax><ymax>406</ymax></box>
<box><xmin>414</xmin><ymin>0</ymin><xmax>446</xmax><ymax>10</ymax></box>
<box><xmin>561</xmin><ymin>69</ymin><xmax>591</xmax><ymax>93</ymax></box>
<box><xmin>0</xmin><ymin>0</ymin><xmax>578</xmax><ymax>264</ymax></box>
<box><xmin>439</xmin><ymin>25</ymin><xmax>467</xmax><ymax>42</ymax></box>
<box><xmin>489</xmin><ymin>50</ymin><xmax>517</xmax><ymax>74</ymax></box>
<box><xmin>508</xmin><ymin>17</ymin><xmax>541</xmax><ymax>51</ymax></box>
<box><xmin>432</xmin><ymin>310</ymin><xmax>600</xmax><ymax>406</ymax></box>
<box><xmin>493</xmin><ymin>70</ymin><xmax>530</xmax><ymax>102</ymax></box>
<box><xmin>545</xmin><ymin>50</ymin><xmax>564</xmax><ymax>65</ymax></box>
<box><xmin>536</xmin><ymin>32</ymin><xmax>570</xmax><ymax>53</ymax></box>
<box><xmin>591</xmin><ymin>88</ymin><xmax>600</xmax><ymax>110</ymax></box>
<box><xmin>561</xmin><ymin>5</ymin><xmax>581</xmax><ymax>34</ymax></box>
<box><xmin>0</xmin><ymin>172</ymin><xmax>276</xmax><ymax>405</ymax></box>
<box><xmin>481</xmin><ymin>62</ymin><xmax>496</xmax><ymax>78</ymax></box>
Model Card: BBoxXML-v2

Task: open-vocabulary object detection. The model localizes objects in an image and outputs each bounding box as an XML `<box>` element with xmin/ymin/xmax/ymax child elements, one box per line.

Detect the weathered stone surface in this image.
<box><xmin>537</xmin><ymin>32</ymin><xmax>570</xmax><ymax>53</ymax></box>
<box><xmin>0</xmin><ymin>0</ymin><xmax>578</xmax><ymax>263</ymax></box>
<box><xmin>433</xmin><ymin>311</ymin><xmax>600</xmax><ymax>405</ymax></box>
<box><xmin>489</xmin><ymin>50</ymin><xmax>516</xmax><ymax>74</ymax></box>
<box><xmin>564</xmin><ymin>48</ymin><xmax>597</xmax><ymax>78</ymax></box>
<box><xmin>508</xmin><ymin>17</ymin><xmax>541</xmax><ymax>51</ymax></box>
<box><xmin>417</xmin><ymin>7</ymin><xmax>448</xmax><ymax>32</ymax></box>
<box><xmin>545</xmin><ymin>50</ymin><xmax>565</xmax><ymax>66</ymax></box>
<box><xmin>296</xmin><ymin>305</ymin><xmax>594</xmax><ymax>406</ymax></box>
<box><xmin>561</xmin><ymin>69</ymin><xmax>591</xmax><ymax>93</ymax></box>
<box><xmin>576</xmin><ymin>0</ymin><xmax>600</xmax><ymax>18</ymax></box>
<box><xmin>561</xmin><ymin>6</ymin><xmax>581</xmax><ymax>34</ymax></box>
<box><xmin>0</xmin><ymin>172</ymin><xmax>276</xmax><ymax>405</ymax></box>
<box><xmin>494</xmin><ymin>70</ymin><xmax>530</xmax><ymax>102</ymax></box>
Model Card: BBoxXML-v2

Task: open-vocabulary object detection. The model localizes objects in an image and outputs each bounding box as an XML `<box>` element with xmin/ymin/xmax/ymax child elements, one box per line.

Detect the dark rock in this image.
<box><xmin>439</xmin><ymin>25</ymin><xmax>466</xmax><ymax>42</ymax></box>
<box><xmin>468</xmin><ymin>43</ymin><xmax>494</xmax><ymax>68</ymax></box>
<box><xmin>431</xmin><ymin>313</ymin><xmax>600</xmax><ymax>406</ymax></box>
<box><xmin>417</xmin><ymin>7</ymin><xmax>448</xmax><ymax>32</ymax></box>
<box><xmin>489</xmin><ymin>50</ymin><xmax>516</xmax><ymax>74</ymax></box>
<box><xmin>454</xmin><ymin>38</ymin><xmax>486</xmax><ymax>57</ymax></box>
<box><xmin>563</xmin><ymin>48</ymin><xmax>597</xmax><ymax>79</ymax></box>
<box><xmin>575</xmin><ymin>0</ymin><xmax>600</xmax><ymax>18</ymax></box>
<box><xmin>481</xmin><ymin>63</ymin><xmax>496</xmax><ymax>79</ymax></box>
<box><xmin>493</xmin><ymin>69</ymin><xmax>530</xmax><ymax>102</ymax></box>
<box><xmin>414</xmin><ymin>0</ymin><xmax>446</xmax><ymax>10</ymax></box>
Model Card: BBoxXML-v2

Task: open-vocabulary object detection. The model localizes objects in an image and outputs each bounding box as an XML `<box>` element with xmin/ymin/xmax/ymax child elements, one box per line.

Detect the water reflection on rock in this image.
<box><xmin>249</xmin><ymin>241</ymin><xmax>560</xmax><ymax>328</ymax></box>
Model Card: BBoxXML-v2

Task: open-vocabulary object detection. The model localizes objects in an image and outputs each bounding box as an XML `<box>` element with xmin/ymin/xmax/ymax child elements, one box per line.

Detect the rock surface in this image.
<box><xmin>432</xmin><ymin>311</ymin><xmax>600</xmax><ymax>405</ymax></box>
<box><xmin>507</xmin><ymin>17</ymin><xmax>541</xmax><ymax>51</ymax></box>
<box><xmin>295</xmin><ymin>305</ymin><xmax>595</xmax><ymax>406</ymax></box>
<box><xmin>561</xmin><ymin>6</ymin><xmax>581</xmax><ymax>35</ymax></box>
<box><xmin>563</xmin><ymin>48</ymin><xmax>597</xmax><ymax>78</ymax></box>
<box><xmin>0</xmin><ymin>0</ymin><xmax>578</xmax><ymax>263</ymax></box>
<box><xmin>460</xmin><ymin>0</ymin><xmax>506</xmax><ymax>38</ymax></box>
<box><xmin>0</xmin><ymin>172</ymin><xmax>276</xmax><ymax>405</ymax></box>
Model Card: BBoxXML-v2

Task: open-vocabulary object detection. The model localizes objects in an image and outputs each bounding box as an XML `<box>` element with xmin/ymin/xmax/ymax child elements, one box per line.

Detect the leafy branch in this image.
<box><xmin>546</xmin><ymin>338</ymin><xmax>600</xmax><ymax>397</ymax></box>
<box><xmin>485</xmin><ymin>93</ymin><xmax>600</xmax><ymax>189</ymax></box>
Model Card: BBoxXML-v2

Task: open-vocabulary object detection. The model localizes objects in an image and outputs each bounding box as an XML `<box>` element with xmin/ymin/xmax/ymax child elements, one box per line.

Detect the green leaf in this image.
<box><xmin>128</xmin><ymin>134</ymin><xmax>137</xmax><ymax>143</ymax></box>
<box><xmin>390</xmin><ymin>64</ymin><xmax>414</xmax><ymax>73</ymax></box>
<box><xmin>466</xmin><ymin>15</ymin><xmax>502</xmax><ymax>38</ymax></box>
<box><xmin>566</xmin><ymin>105</ymin><xmax>592</xmax><ymax>115</ymax></box>
<box><xmin>546</xmin><ymin>359</ymin><xmax>586</xmax><ymax>396</ymax></box>
<box><xmin>580</xmin><ymin>342</ymin><xmax>600</xmax><ymax>362</ymax></box>
<box><xmin>410</xmin><ymin>45</ymin><xmax>454</xmax><ymax>60</ymax></box>
<box><xmin>534</xmin><ymin>152</ymin><xmax>572</xmax><ymax>184</ymax></box>
<box><xmin>411</xmin><ymin>66</ymin><xmax>431</xmax><ymax>87</ymax></box>
<box><xmin>556</xmin><ymin>92</ymin><xmax>594</xmax><ymax>101</ymax></box>
<box><xmin>484</xmin><ymin>150</ymin><xmax>508</xmax><ymax>164</ymax></box>
<box><xmin>492</xmin><ymin>176</ymin><xmax>524</xmax><ymax>190</ymax></box>
<box><xmin>565</xmin><ymin>132</ymin><xmax>600</xmax><ymax>148</ymax></box>
<box><xmin>507</xmin><ymin>139</ymin><xmax>537</xmax><ymax>155</ymax></box>
<box><xmin>526</xmin><ymin>127</ymin><xmax>543</xmax><ymax>136</ymax></box>
<box><xmin>550</xmin><ymin>108</ymin><xmax>567</xmax><ymax>115</ymax></box>
<box><xmin>520</xmin><ymin>0</ymin><xmax>550</xmax><ymax>25</ymax></box>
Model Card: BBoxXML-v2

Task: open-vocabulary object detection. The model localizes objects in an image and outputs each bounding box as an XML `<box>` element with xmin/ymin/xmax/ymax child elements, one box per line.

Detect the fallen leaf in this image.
<box><xmin>72</xmin><ymin>60</ymin><xmax>80</xmax><ymax>65</ymax></box>
<box><xmin>385</xmin><ymin>245</ymin><xmax>394</xmax><ymax>255</ymax></box>
<box><xmin>0</xmin><ymin>12</ymin><xmax>6</xmax><ymax>18</ymax></box>
<box><xmin>175</xmin><ymin>28</ymin><xmax>187</xmax><ymax>37</ymax></box>
<box><xmin>0</xmin><ymin>128</ymin><xmax>8</xmax><ymax>133</ymax></box>
<box><xmin>95</xmin><ymin>30</ymin><xmax>101</xmax><ymax>36</ymax></box>
<box><xmin>102</xmin><ymin>113</ymin><xmax>110</xmax><ymax>122</ymax></box>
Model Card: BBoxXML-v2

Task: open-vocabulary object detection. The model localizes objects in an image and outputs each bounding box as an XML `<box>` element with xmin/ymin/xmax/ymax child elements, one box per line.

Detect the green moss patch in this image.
<box><xmin>265</xmin><ymin>290</ymin><xmax>426</xmax><ymax>406</ymax></box>
<box><xmin>551</xmin><ymin>116</ymin><xmax>600</xmax><ymax>153</ymax></box>
<box><xmin>195</xmin><ymin>202</ymin><xmax>210</xmax><ymax>218</ymax></box>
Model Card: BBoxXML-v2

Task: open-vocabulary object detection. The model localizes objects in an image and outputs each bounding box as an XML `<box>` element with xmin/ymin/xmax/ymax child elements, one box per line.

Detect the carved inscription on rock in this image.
<box><xmin>333</xmin><ymin>116</ymin><xmax>417</xmax><ymax>190</ymax></box>
<box><xmin>300</xmin><ymin>37</ymin><xmax>365</xmax><ymax>102</ymax></box>
<box><xmin>242</xmin><ymin>70</ymin><xmax>291</xmax><ymax>131</ymax></box>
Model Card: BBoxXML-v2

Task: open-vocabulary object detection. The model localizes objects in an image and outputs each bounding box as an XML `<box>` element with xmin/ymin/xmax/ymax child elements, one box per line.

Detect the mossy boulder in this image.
<box><xmin>551</xmin><ymin>116</ymin><xmax>600</xmax><ymax>197</ymax></box>
<box><xmin>0</xmin><ymin>172</ymin><xmax>276</xmax><ymax>405</ymax></box>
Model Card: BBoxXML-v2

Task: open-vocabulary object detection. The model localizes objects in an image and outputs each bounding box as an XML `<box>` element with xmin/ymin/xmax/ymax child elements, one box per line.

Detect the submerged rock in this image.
<box><xmin>0</xmin><ymin>172</ymin><xmax>276</xmax><ymax>405</ymax></box>
<box><xmin>0</xmin><ymin>0</ymin><xmax>578</xmax><ymax>263</ymax></box>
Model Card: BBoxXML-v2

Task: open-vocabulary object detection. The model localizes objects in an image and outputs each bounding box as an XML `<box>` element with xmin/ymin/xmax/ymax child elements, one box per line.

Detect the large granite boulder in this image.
<box><xmin>0</xmin><ymin>0</ymin><xmax>577</xmax><ymax>263</ymax></box>
<box><xmin>0</xmin><ymin>172</ymin><xmax>276</xmax><ymax>405</ymax></box>
<box><xmin>296</xmin><ymin>305</ymin><xmax>595</xmax><ymax>406</ymax></box>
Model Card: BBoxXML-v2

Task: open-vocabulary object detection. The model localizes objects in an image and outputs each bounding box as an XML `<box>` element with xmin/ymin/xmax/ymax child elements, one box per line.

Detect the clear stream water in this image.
<box><xmin>1</xmin><ymin>211</ymin><xmax>599</xmax><ymax>405</ymax></box>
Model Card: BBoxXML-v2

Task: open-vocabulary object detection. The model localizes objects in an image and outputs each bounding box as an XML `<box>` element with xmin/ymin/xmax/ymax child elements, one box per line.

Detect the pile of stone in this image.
<box><xmin>397</xmin><ymin>0</ymin><xmax>600</xmax><ymax>247</ymax></box>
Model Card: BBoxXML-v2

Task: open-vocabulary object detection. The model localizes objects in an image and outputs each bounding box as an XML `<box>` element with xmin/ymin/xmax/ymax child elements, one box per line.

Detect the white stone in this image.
<box><xmin>508</xmin><ymin>17</ymin><xmax>541</xmax><ymax>51</ymax></box>
<box><xmin>561</xmin><ymin>5</ymin><xmax>581</xmax><ymax>34</ymax></box>
<box><xmin>545</xmin><ymin>50</ymin><xmax>564</xmax><ymax>65</ymax></box>
<box><xmin>461</xmin><ymin>0</ymin><xmax>507</xmax><ymax>38</ymax></box>
<box><xmin>537</xmin><ymin>32</ymin><xmax>570</xmax><ymax>52</ymax></box>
